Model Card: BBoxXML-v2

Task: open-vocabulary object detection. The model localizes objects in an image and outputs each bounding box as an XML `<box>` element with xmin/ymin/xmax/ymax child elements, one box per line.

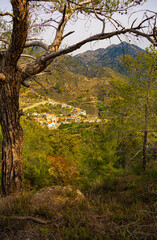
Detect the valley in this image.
<box><xmin>0</xmin><ymin>42</ymin><xmax>156</xmax><ymax>240</ymax></box>
<box><xmin>20</xmin><ymin>42</ymin><xmax>137</xmax><ymax>120</ymax></box>
<box><xmin>0</xmin><ymin>0</ymin><xmax>157</xmax><ymax>238</ymax></box>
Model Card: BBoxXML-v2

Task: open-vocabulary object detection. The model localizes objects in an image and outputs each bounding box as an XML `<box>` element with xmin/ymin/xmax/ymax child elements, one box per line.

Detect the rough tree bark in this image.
<box><xmin>0</xmin><ymin>71</ymin><xmax>23</xmax><ymax>195</ymax></box>
<box><xmin>0</xmin><ymin>0</ymin><xmax>29</xmax><ymax>195</ymax></box>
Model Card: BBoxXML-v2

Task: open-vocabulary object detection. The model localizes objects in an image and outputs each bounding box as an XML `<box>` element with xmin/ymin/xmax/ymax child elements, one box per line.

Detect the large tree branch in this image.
<box><xmin>19</xmin><ymin>2</ymin><xmax>74</xmax><ymax>80</ymax></box>
<box><xmin>27</xmin><ymin>1</ymin><xmax>90</xmax><ymax>55</ymax></box>
<box><xmin>41</xmin><ymin>29</ymin><xmax>157</xmax><ymax>61</ymax></box>
<box><xmin>47</xmin><ymin>4</ymin><xmax>70</xmax><ymax>53</ymax></box>
<box><xmin>1</xmin><ymin>38</ymin><xmax>49</xmax><ymax>51</ymax></box>
<box><xmin>4</xmin><ymin>0</ymin><xmax>29</xmax><ymax>67</ymax></box>
<box><xmin>11</xmin><ymin>1</ymin><xmax>156</xmax><ymax>81</ymax></box>
<box><xmin>20</xmin><ymin>27</ymin><xmax>156</xmax><ymax>81</ymax></box>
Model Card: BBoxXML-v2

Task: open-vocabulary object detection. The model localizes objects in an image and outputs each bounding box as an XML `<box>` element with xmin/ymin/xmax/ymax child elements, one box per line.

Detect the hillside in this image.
<box><xmin>20</xmin><ymin>56</ymin><xmax>120</xmax><ymax>116</ymax></box>
<box><xmin>21</xmin><ymin>42</ymin><xmax>141</xmax><ymax>116</ymax></box>
<box><xmin>1</xmin><ymin>43</ymin><xmax>157</xmax><ymax>240</ymax></box>
<box><xmin>20</xmin><ymin>42</ymin><xmax>145</xmax><ymax>118</ymax></box>
<box><xmin>74</xmin><ymin>42</ymin><xmax>145</xmax><ymax>74</ymax></box>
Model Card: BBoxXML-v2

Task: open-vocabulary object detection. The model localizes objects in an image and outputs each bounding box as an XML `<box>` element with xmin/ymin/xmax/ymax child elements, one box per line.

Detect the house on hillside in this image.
<box><xmin>47</xmin><ymin>114</ymin><xmax>57</xmax><ymax>122</ymax></box>
<box><xmin>32</xmin><ymin>112</ymin><xmax>38</xmax><ymax>116</ymax></box>
<box><xmin>61</xmin><ymin>103</ymin><xmax>67</xmax><ymax>108</ymax></box>
<box><xmin>80</xmin><ymin>109</ymin><xmax>86</xmax><ymax>115</ymax></box>
<box><xmin>71</xmin><ymin>108</ymin><xmax>86</xmax><ymax>116</ymax></box>
<box><xmin>47</xmin><ymin>119</ymin><xmax>59</xmax><ymax>128</ymax></box>
<box><xmin>67</xmin><ymin>105</ymin><xmax>72</xmax><ymax>109</ymax></box>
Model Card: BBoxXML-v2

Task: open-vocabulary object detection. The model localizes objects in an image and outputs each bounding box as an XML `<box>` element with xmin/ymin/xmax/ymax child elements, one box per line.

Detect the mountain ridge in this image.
<box><xmin>20</xmin><ymin>42</ymin><xmax>145</xmax><ymax>116</ymax></box>
<box><xmin>73</xmin><ymin>42</ymin><xmax>145</xmax><ymax>74</ymax></box>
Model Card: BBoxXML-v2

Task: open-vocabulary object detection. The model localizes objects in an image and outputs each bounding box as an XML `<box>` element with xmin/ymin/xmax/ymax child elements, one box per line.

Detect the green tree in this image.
<box><xmin>0</xmin><ymin>0</ymin><xmax>156</xmax><ymax>194</ymax></box>
<box><xmin>109</xmin><ymin>46</ymin><xmax>157</xmax><ymax>170</ymax></box>
<box><xmin>123</xmin><ymin>46</ymin><xmax>157</xmax><ymax>170</ymax></box>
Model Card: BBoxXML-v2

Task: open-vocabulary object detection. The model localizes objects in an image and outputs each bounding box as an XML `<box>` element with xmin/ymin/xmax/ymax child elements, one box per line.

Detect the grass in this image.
<box><xmin>0</xmin><ymin>173</ymin><xmax>156</xmax><ymax>240</ymax></box>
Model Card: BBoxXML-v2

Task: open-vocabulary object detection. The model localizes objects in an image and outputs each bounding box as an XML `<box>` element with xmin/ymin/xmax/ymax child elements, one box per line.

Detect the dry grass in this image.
<box><xmin>0</xmin><ymin>177</ymin><xmax>156</xmax><ymax>240</ymax></box>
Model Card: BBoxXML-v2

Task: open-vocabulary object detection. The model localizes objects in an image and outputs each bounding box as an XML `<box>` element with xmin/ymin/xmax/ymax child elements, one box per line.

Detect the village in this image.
<box><xmin>26</xmin><ymin>98</ymin><xmax>104</xmax><ymax>129</ymax></box>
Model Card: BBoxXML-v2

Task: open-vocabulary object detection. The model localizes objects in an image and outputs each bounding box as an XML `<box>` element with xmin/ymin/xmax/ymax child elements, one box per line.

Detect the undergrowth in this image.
<box><xmin>0</xmin><ymin>173</ymin><xmax>156</xmax><ymax>240</ymax></box>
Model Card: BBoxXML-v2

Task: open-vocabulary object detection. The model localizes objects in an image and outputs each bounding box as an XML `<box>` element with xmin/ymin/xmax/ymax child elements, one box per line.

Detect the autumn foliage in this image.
<box><xmin>46</xmin><ymin>155</ymin><xmax>80</xmax><ymax>185</ymax></box>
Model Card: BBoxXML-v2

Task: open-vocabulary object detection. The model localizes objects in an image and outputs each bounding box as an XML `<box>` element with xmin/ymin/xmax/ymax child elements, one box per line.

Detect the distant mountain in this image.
<box><xmin>20</xmin><ymin>42</ymin><xmax>144</xmax><ymax>117</ymax></box>
<box><xmin>74</xmin><ymin>42</ymin><xmax>145</xmax><ymax>74</ymax></box>
<box><xmin>21</xmin><ymin>55</ymin><xmax>123</xmax><ymax>116</ymax></box>
<box><xmin>59</xmin><ymin>55</ymin><xmax>117</xmax><ymax>79</ymax></box>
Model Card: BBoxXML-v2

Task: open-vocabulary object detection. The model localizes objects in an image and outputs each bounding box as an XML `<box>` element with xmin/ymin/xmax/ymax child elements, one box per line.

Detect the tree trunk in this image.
<box><xmin>142</xmin><ymin>74</ymin><xmax>151</xmax><ymax>171</ymax></box>
<box><xmin>142</xmin><ymin>130</ymin><xmax>147</xmax><ymax>171</ymax></box>
<box><xmin>0</xmin><ymin>72</ymin><xmax>23</xmax><ymax>195</ymax></box>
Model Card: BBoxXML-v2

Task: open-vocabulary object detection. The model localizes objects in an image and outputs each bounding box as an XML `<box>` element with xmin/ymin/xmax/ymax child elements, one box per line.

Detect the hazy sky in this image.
<box><xmin>1</xmin><ymin>0</ymin><xmax>157</xmax><ymax>54</ymax></box>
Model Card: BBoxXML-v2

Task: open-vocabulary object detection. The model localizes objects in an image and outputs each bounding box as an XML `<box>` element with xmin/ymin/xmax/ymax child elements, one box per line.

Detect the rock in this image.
<box><xmin>75</xmin><ymin>189</ymin><xmax>85</xmax><ymax>201</ymax></box>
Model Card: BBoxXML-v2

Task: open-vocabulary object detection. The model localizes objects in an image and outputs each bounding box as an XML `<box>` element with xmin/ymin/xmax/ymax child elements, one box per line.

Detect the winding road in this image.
<box><xmin>22</xmin><ymin>100</ymin><xmax>48</xmax><ymax>112</ymax></box>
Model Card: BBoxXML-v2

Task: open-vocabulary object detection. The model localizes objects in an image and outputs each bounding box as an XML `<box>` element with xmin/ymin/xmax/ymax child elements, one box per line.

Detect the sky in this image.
<box><xmin>1</xmin><ymin>0</ymin><xmax>157</xmax><ymax>55</ymax></box>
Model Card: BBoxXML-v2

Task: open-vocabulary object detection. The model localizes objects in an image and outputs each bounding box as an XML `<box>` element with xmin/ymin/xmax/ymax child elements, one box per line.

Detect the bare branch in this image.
<box><xmin>0</xmin><ymin>12</ymin><xmax>14</xmax><ymax>18</ymax></box>
<box><xmin>20</xmin><ymin>25</ymin><xmax>157</xmax><ymax>81</ymax></box>
<box><xmin>0</xmin><ymin>39</ymin><xmax>9</xmax><ymax>45</ymax></box>
<box><xmin>21</xmin><ymin>80</ymin><xmax>30</xmax><ymax>88</ymax></box>
<box><xmin>21</xmin><ymin>54</ymin><xmax>36</xmax><ymax>60</ymax></box>
<box><xmin>28</xmin><ymin>18</ymin><xmax>59</xmax><ymax>31</ymax></box>
<box><xmin>3</xmin><ymin>0</ymin><xmax>156</xmax><ymax>81</ymax></box>
<box><xmin>131</xmin><ymin>18</ymin><xmax>138</xmax><ymax>29</ymax></box>
<box><xmin>28</xmin><ymin>0</ymin><xmax>56</xmax><ymax>2</ymax></box>
<box><xmin>48</xmin><ymin>4</ymin><xmax>73</xmax><ymax>52</ymax></box>
<box><xmin>76</xmin><ymin>0</ymin><xmax>92</xmax><ymax>7</ymax></box>
<box><xmin>27</xmin><ymin>38</ymin><xmax>43</xmax><ymax>41</ymax></box>
<box><xmin>25</xmin><ymin>41</ymin><xmax>49</xmax><ymax>51</ymax></box>
<box><xmin>41</xmin><ymin>28</ymin><xmax>157</xmax><ymax>63</ymax></box>
<box><xmin>32</xmin><ymin>77</ymin><xmax>48</xmax><ymax>93</ymax></box>
<box><xmin>91</xmin><ymin>0</ymin><xmax>105</xmax><ymax>33</ymax></box>
<box><xmin>62</xmin><ymin>31</ymin><xmax>75</xmax><ymax>40</ymax></box>
<box><xmin>2</xmin><ymin>216</ymin><xmax>49</xmax><ymax>224</ymax></box>
<box><xmin>136</xmin><ymin>15</ymin><xmax>155</xmax><ymax>29</ymax></box>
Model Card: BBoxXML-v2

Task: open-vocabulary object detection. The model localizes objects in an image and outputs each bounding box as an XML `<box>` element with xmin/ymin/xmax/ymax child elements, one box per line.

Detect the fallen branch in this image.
<box><xmin>1</xmin><ymin>216</ymin><xmax>52</xmax><ymax>224</ymax></box>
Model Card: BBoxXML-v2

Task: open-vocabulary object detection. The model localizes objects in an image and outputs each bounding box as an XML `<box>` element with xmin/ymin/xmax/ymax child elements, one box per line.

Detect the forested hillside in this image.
<box><xmin>0</xmin><ymin>43</ymin><xmax>157</xmax><ymax>240</ymax></box>
<box><xmin>1</xmin><ymin>0</ymin><xmax>157</xmax><ymax>238</ymax></box>
<box><xmin>74</xmin><ymin>42</ymin><xmax>145</xmax><ymax>74</ymax></box>
<box><xmin>20</xmin><ymin>42</ymin><xmax>141</xmax><ymax>116</ymax></box>
<box><xmin>17</xmin><ymin>42</ymin><xmax>157</xmax><ymax>193</ymax></box>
